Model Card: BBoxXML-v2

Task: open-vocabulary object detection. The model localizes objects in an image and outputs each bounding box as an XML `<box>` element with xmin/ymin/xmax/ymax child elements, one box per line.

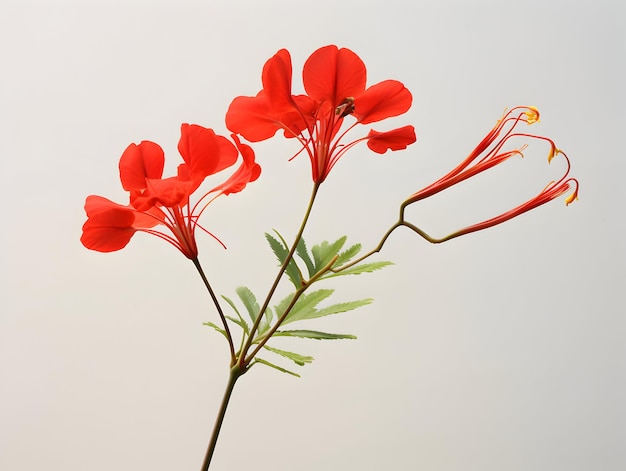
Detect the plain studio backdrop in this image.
<box><xmin>1</xmin><ymin>1</ymin><xmax>624</xmax><ymax>470</ymax></box>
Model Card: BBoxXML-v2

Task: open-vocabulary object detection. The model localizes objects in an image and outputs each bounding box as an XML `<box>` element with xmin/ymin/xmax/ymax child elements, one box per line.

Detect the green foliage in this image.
<box><xmin>221</xmin><ymin>295</ymin><xmax>249</xmax><ymax>335</ymax></box>
<box><xmin>272</xmin><ymin>330</ymin><xmax>357</xmax><ymax>340</ymax></box>
<box><xmin>266</xmin><ymin>231</ymin><xmax>393</xmax><ymax>283</ymax></box>
<box><xmin>263</xmin><ymin>345</ymin><xmax>314</xmax><ymax>366</ymax></box>
<box><xmin>319</xmin><ymin>261</ymin><xmax>393</xmax><ymax>280</ymax></box>
<box><xmin>235</xmin><ymin>286</ymin><xmax>261</xmax><ymax>323</ymax></box>
<box><xmin>215</xmin><ymin>233</ymin><xmax>391</xmax><ymax>377</ymax></box>
<box><xmin>253</xmin><ymin>358</ymin><xmax>301</xmax><ymax>377</ymax></box>
<box><xmin>274</xmin><ymin>289</ymin><xmax>373</xmax><ymax>325</ymax></box>
<box><xmin>203</xmin><ymin>321</ymin><xmax>227</xmax><ymax>338</ymax></box>
<box><xmin>265</xmin><ymin>231</ymin><xmax>302</xmax><ymax>287</ymax></box>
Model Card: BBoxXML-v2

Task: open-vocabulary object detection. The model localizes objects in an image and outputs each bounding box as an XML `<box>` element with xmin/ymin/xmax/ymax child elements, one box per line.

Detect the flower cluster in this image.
<box><xmin>81</xmin><ymin>124</ymin><xmax>260</xmax><ymax>259</ymax></box>
<box><xmin>226</xmin><ymin>45</ymin><xmax>416</xmax><ymax>183</ymax></box>
<box><xmin>81</xmin><ymin>46</ymin><xmax>578</xmax><ymax>260</ymax></box>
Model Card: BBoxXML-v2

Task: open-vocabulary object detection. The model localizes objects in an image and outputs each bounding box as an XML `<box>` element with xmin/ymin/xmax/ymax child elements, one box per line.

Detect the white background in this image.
<box><xmin>1</xmin><ymin>1</ymin><xmax>624</xmax><ymax>470</ymax></box>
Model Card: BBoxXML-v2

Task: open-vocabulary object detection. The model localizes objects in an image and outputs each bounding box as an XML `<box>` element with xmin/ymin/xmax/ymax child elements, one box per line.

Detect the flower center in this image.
<box><xmin>335</xmin><ymin>97</ymin><xmax>355</xmax><ymax>117</ymax></box>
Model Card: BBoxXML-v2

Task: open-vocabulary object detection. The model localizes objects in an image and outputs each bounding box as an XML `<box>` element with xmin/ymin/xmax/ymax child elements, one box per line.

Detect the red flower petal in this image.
<box><xmin>366</xmin><ymin>126</ymin><xmax>417</xmax><ymax>154</ymax></box>
<box><xmin>178</xmin><ymin>124</ymin><xmax>238</xmax><ymax>182</ymax></box>
<box><xmin>119</xmin><ymin>141</ymin><xmax>164</xmax><ymax>191</ymax></box>
<box><xmin>354</xmin><ymin>80</ymin><xmax>413</xmax><ymax>124</ymax></box>
<box><xmin>81</xmin><ymin>195</ymin><xmax>139</xmax><ymax>252</ymax></box>
<box><xmin>261</xmin><ymin>49</ymin><xmax>295</xmax><ymax>111</ymax></box>
<box><xmin>211</xmin><ymin>134</ymin><xmax>261</xmax><ymax>195</ymax></box>
<box><xmin>303</xmin><ymin>45</ymin><xmax>366</xmax><ymax>106</ymax></box>
<box><xmin>226</xmin><ymin>93</ymin><xmax>283</xmax><ymax>142</ymax></box>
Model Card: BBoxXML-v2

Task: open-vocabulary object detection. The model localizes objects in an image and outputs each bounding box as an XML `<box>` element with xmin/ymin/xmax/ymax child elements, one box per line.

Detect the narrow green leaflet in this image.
<box><xmin>273</xmin><ymin>330</ymin><xmax>357</xmax><ymax>340</ymax></box>
<box><xmin>314</xmin><ymin>299</ymin><xmax>373</xmax><ymax>318</ymax></box>
<box><xmin>221</xmin><ymin>295</ymin><xmax>249</xmax><ymax>334</ymax></box>
<box><xmin>203</xmin><ymin>321</ymin><xmax>228</xmax><ymax>339</ymax></box>
<box><xmin>263</xmin><ymin>345</ymin><xmax>314</xmax><ymax>366</ymax></box>
<box><xmin>235</xmin><ymin>286</ymin><xmax>261</xmax><ymax>323</ymax></box>
<box><xmin>282</xmin><ymin>293</ymin><xmax>373</xmax><ymax>325</ymax></box>
<box><xmin>311</xmin><ymin>236</ymin><xmax>347</xmax><ymax>270</ymax></box>
<box><xmin>265</xmin><ymin>231</ymin><xmax>302</xmax><ymax>287</ymax></box>
<box><xmin>296</xmin><ymin>237</ymin><xmax>315</xmax><ymax>278</ymax></box>
<box><xmin>321</xmin><ymin>261</ymin><xmax>394</xmax><ymax>279</ymax></box>
<box><xmin>257</xmin><ymin>306</ymin><xmax>274</xmax><ymax>337</ymax></box>
<box><xmin>334</xmin><ymin>243</ymin><xmax>362</xmax><ymax>267</ymax></box>
<box><xmin>280</xmin><ymin>289</ymin><xmax>335</xmax><ymax>323</ymax></box>
<box><xmin>253</xmin><ymin>358</ymin><xmax>301</xmax><ymax>377</ymax></box>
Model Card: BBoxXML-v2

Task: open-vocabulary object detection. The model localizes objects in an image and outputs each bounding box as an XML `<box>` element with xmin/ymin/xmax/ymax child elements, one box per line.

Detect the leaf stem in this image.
<box><xmin>192</xmin><ymin>257</ymin><xmax>236</xmax><ymax>364</ymax></box>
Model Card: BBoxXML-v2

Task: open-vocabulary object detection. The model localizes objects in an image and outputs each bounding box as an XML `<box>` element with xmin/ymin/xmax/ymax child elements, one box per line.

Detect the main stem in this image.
<box><xmin>200</xmin><ymin>364</ymin><xmax>245</xmax><ymax>471</ymax></box>
<box><xmin>239</xmin><ymin>182</ymin><xmax>320</xmax><ymax>365</ymax></box>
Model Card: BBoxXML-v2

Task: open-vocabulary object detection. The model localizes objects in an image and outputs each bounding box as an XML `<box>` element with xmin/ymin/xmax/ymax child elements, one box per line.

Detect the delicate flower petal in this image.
<box><xmin>366</xmin><ymin>126</ymin><xmax>417</xmax><ymax>154</ymax></box>
<box><xmin>211</xmin><ymin>134</ymin><xmax>262</xmax><ymax>195</ymax></box>
<box><xmin>81</xmin><ymin>195</ymin><xmax>139</xmax><ymax>252</ymax></box>
<box><xmin>145</xmin><ymin>177</ymin><xmax>192</xmax><ymax>208</ymax></box>
<box><xmin>178</xmin><ymin>124</ymin><xmax>238</xmax><ymax>182</ymax></box>
<box><xmin>119</xmin><ymin>141</ymin><xmax>164</xmax><ymax>191</ymax></box>
<box><xmin>261</xmin><ymin>49</ymin><xmax>295</xmax><ymax>111</ymax></box>
<box><xmin>303</xmin><ymin>45</ymin><xmax>366</xmax><ymax>106</ymax></box>
<box><xmin>226</xmin><ymin>93</ymin><xmax>284</xmax><ymax>142</ymax></box>
<box><xmin>354</xmin><ymin>80</ymin><xmax>413</xmax><ymax>124</ymax></box>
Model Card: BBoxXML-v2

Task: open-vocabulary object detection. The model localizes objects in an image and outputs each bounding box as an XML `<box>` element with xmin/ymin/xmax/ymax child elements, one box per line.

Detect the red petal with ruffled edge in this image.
<box><xmin>303</xmin><ymin>45</ymin><xmax>366</xmax><ymax>106</ymax></box>
<box><xmin>354</xmin><ymin>80</ymin><xmax>413</xmax><ymax>125</ymax></box>
<box><xmin>178</xmin><ymin>124</ymin><xmax>238</xmax><ymax>184</ymax></box>
<box><xmin>366</xmin><ymin>126</ymin><xmax>417</xmax><ymax>154</ymax></box>
<box><xmin>119</xmin><ymin>141</ymin><xmax>164</xmax><ymax>192</ymax></box>
<box><xmin>211</xmin><ymin>134</ymin><xmax>261</xmax><ymax>195</ymax></box>
<box><xmin>81</xmin><ymin>195</ymin><xmax>140</xmax><ymax>252</ymax></box>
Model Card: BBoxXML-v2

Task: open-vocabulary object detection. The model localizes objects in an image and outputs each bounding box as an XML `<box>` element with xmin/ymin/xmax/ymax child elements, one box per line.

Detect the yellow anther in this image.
<box><xmin>565</xmin><ymin>186</ymin><xmax>579</xmax><ymax>206</ymax></box>
<box><xmin>547</xmin><ymin>145</ymin><xmax>562</xmax><ymax>163</ymax></box>
<box><xmin>525</xmin><ymin>106</ymin><xmax>540</xmax><ymax>124</ymax></box>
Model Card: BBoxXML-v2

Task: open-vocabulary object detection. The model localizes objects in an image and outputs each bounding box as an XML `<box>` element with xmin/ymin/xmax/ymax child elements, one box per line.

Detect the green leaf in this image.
<box><xmin>311</xmin><ymin>236</ymin><xmax>347</xmax><ymax>270</ymax></box>
<box><xmin>273</xmin><ymin>330</ymin><xmax>357</xmax><ymax>340</ymax></box>
<box><xmin>263</xmin><ymin>345</ymin><xmax>314</xmax><ymax>366</ymax></box>
<box><xmin>257</xmin><ymin>306</ymin><xmax>274</xmax><ymax>337</ymax></box>
<box><xmin>225</xmin><ymin>315</ymin><xmax>249</xmax><ymax>333</ymax></box>
<box><xmin>282</xmin><ymin>289</ymin><xmax>335</xmax><ymax>323</ymax></box>
<box><xmin>253</xmin><ymin>358</ymin><xmax>301</xmax><ymax>377</ymax></box>
<box><xmin>334</xmin><ymin>243</ymin><xmax>362</xmax><ymax>266</ymax></box>
<box><xmin>203</xmin><ymin>321</ymin><xmax>228</xmax><ymax>339</ymax></box>
<box><xmin>296</xmin><ymin>237</ymin><xmax>315</xmax><ymax>278</ymax></box>
<box><xmin>287</xmin><ymin>298</ymin><xmax>374</xmax><ymax>324</ymax></box>
<box><xmin>235</xmin><ymin>286</ymin><xmax>261</xmax><ymax>323</ymax></box>
<box><xmin>265</xmin><ymin>231</ymin><xmax>302</xmax><ymax>287</ymax></box>
<box><xmin>322</xmin><ymin>261</ymin><xmax>393</xmax><ymax>279</ymax></box>
<box><xmin>316</xmin><ymin>298</ymin><xmax>373</xmax><ymax>317</ymax></box>
<box><xmin>221</xmin><ymin>295</ymin><xmax>250</xmax><ymax>334</ymax></box>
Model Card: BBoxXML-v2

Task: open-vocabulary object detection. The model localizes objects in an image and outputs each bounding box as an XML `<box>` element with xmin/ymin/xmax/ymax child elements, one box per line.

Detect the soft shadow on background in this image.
<box><xmin>1</xmin><ymin>1</ymin><xmax>624</xmax><ymax>470</ymax></box>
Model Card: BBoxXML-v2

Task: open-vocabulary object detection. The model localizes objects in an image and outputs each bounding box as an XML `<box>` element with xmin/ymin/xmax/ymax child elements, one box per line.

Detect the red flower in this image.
<box><xmin>81</xmin><ymin>124</ymin><xmax>261</xmax><ymax>259</ymax></box>
<box><xmin>226</xmin><ymin>45</ymin><xmax>416</xmax><ymax>183</ymax></box>
<box><xmin>404</xmin><ymin>107</ymin><xmax>578</xmax><ymax>241</ymax></box>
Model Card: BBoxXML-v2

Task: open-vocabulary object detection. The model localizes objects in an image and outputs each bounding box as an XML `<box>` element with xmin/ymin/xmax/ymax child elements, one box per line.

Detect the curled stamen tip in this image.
<box><xmin>565</xmin><ymin>189</ymin><xmax>579</xmax><ymax>206</ymax></box>
<box><xmin>547</xmin><ymin>147</ymin><xmax>563</xmax><ymax>163</ymax></box>
<box><xmin>525</xmin><ymin>106</ymin><xmax>540</xmax><ymax>124</ymax></box>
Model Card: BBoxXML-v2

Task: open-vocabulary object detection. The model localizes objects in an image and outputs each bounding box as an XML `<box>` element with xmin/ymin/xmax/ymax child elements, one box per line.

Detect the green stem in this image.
<box><xmin>199</xmin><ymin>365</ymin><xmax>245</xmax><ymax>471</ymax></box>
<box><xmin>332</xmin><ymin>202</ymin><xmax>448</xmax><ymax>275</ymax></box>
<box><xmin>192</xmin><ymin>257</ymin><xmax>236</xmax><ymax>364</ymax></box>
<box><xmin>245</xmin><ymin>254</ymin><xmax>338</xmax><ymax>362</ymax></box>
<box><xmin>239</xmin><ymin>183</ymin><xmax>320</xmax><ymax>365</ymax></box>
